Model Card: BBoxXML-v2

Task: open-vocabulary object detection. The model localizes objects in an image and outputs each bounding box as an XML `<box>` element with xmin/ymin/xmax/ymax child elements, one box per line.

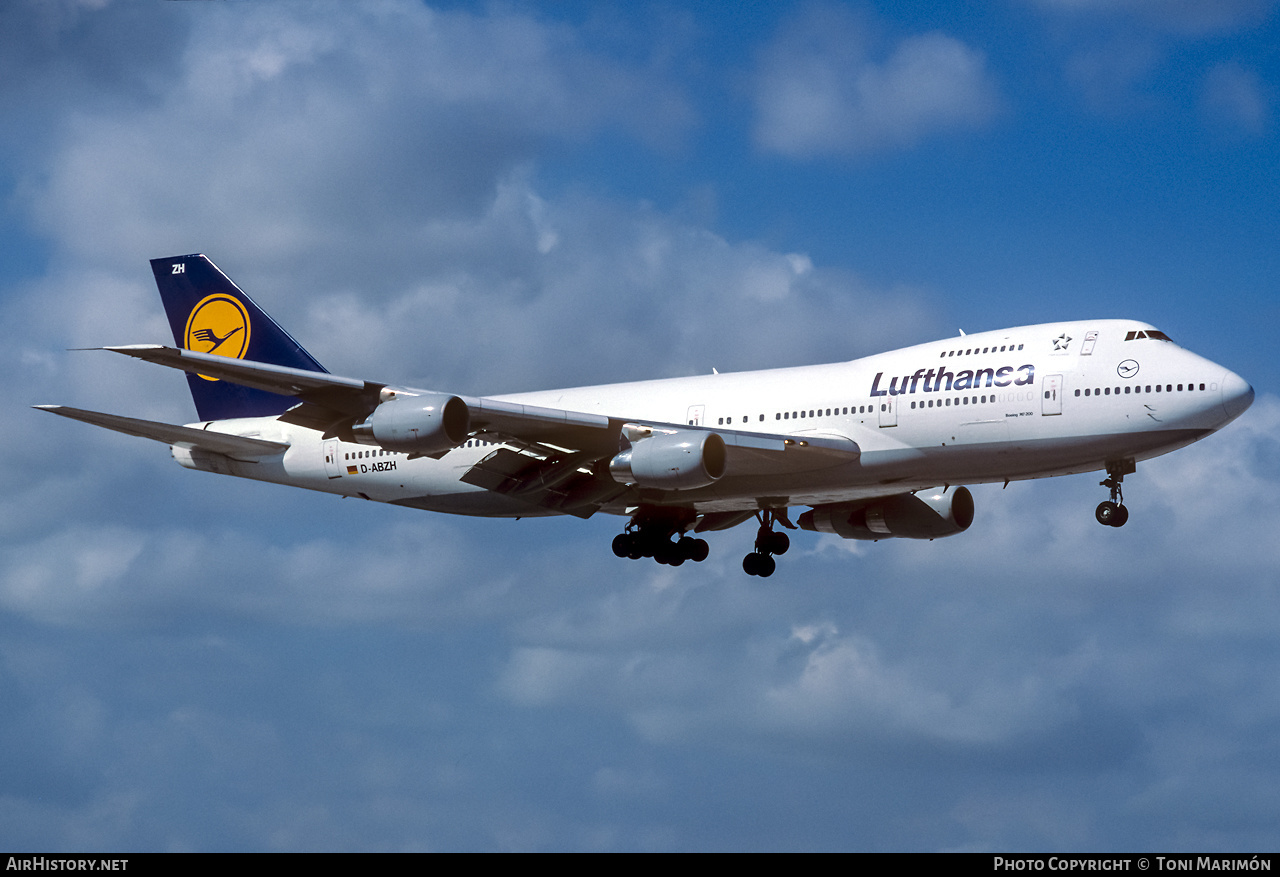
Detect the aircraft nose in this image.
<box><xmin>1220</xmin><ymin>369</ymin><xmax>1254</xmax><ymax>423</ymax></box>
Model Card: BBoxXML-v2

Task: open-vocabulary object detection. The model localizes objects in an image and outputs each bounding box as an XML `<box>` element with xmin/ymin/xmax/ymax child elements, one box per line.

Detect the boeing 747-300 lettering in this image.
<box><xmin>38</xmin><ymin>254</ymin><xmax>1254</xmax><ymax>577</ymax></box>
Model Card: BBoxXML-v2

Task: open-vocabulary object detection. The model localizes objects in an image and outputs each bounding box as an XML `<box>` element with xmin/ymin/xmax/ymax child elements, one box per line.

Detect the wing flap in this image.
<box><xmin>34</xmin><ymin>405</ymin><xmax>289</xmax><ymax>459</ymax></box>
<box><xmin>459</xmin><ymin>447</ymin><xmax>626</xmax><ymax>518</ymax></box>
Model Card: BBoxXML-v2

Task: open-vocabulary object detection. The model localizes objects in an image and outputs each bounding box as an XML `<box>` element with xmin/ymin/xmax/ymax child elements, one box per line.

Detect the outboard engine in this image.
<box><xmin>799</xmin><ymin>486</ymin><xmax>974</xmax><ymax>540</ymax></box>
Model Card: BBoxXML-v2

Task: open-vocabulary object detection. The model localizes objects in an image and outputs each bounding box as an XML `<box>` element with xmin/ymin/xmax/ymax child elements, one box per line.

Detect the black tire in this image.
<box><xmin>691</xmin><ymin>538</ymin><xmax>710</xmax><ymax>563</ymax></box>
<box><xmin>1110</xmin><ymin>504</ymin><xmax>1129</xmax><ymax>528</ymax></box>
<box><xmin>757</xmin><ymin>554</ymin><xmax>776</xmax><ymax>577</ymax></box>
<box><xmin>743</xmin><ymin>552</ymin><xmax>761</xmax><ymax>576</ymax></box>
<box><xmin>656</xmin><ymin>541</ymin><xmax>685</xmax><ymax>566</ymax></box>
<box><xmin>677</xmin><ymin>536</ymin><xmax>697</xmax><ymax>560</ymax></box>
<box><xmin>768</xmin><ymin>531</ymin><xmax>790</xmax><ymax>555</ymax></box>
<box><xmin>612</xmin><ymin>534</ymin><xmax>632</xmax><ymax>558</ymax></box>
<box><xmin>1096</xmin><ymin>501</ymin><xmax>1117</xmax><ymax>526</ymax></box>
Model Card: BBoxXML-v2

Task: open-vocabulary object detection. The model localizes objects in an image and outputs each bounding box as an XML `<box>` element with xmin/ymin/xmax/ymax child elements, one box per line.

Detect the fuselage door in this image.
<box><xmin>878</xmin><ymin>397</ymin><xmax>897</xmax><ymax>428</ymax></box>
<box><xmin>1081</xmin><ymin>330</ymin><xmax>1098</xmax><ymax>355</ymax></box>
<box><xmin>686</xmin><ymin>404</ymin><xmax>705</xmax><ymax>426</ymax></box>
<box><xmin>1042</xmin><ymin>374</ymin><xmax>1063</xmax><ymax>416</ymax></box>
<box><xmin>323</xmin><ymin>439</ymin><xmax>343</xmax><ymax>479</ymax></box>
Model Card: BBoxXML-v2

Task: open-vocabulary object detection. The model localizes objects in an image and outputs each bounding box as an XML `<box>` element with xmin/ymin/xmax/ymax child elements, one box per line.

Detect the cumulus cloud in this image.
<box><xmin>20</xmin><ymin>1</ymin><xmax>693</xmax><ymax>278</ymax></box>
<box><xmin>3</xmin><ymin>0</ymin><xmax>1278</xmax><ymax>852</ymax></box>
<box><xmin>8</xmin><ymin>0</ymin><xmax>930</xmax><ymax>401</ymax></box>
<box><xmin>753</xmin><ymin>5</ymin><xmax>1000</xmax><ymax>158</ymax></box>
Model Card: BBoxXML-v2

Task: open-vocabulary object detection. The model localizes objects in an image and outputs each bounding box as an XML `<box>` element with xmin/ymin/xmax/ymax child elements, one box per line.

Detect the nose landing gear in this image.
<box><xmin>1096</xmin><ymin>459</ymin><xmax>1134</xmax><ymax>528</ymax></box>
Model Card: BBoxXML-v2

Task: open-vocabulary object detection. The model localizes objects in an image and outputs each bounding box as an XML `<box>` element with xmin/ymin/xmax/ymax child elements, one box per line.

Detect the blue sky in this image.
<box><xmin>2</xmin><ymin>0</ymin><xmax>1278</xmax><ymax>851</ymax></box>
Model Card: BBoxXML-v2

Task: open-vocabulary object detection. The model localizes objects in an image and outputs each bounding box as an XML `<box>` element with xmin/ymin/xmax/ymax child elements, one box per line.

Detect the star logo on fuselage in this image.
<box><xmin>184</xmin><ymin>293</ymin><xmax>252</xmax><ymax>382</ymax></box>
<box><xmin>1052</xmin><ymin>333</ymin><xmax>1072</xmax><ymax>352</ymax></box>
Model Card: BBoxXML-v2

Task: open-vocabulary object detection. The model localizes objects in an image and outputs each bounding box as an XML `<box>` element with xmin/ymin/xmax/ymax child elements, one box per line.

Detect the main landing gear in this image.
<box><xmin>742</xmin><ymin>510</ymin><xmax>791</xmax><ymax>578</ymax></box>
<box><xmin>1095</xmin><ymin>459</ymin><xmax>1134</xmax><ymax>528</ymax></box>
<box><xmin>612</xmin><ymin>522</ymin><xmax>709</xmax><ymax>566</ymax></box>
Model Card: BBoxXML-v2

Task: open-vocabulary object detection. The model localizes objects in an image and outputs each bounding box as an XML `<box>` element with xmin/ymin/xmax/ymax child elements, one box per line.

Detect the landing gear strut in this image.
<box><xmin>1095</xmin><ymin>459</ymin><xmax>1133</xmax><ymax>528</ymax></box>
<box><xmin>743</xmin><ymin>509</ymin><xmax>791</xmax><ymax>578</ymax></box>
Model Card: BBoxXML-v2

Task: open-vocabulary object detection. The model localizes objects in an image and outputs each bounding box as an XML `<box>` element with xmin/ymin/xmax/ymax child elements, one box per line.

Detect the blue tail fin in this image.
<box><xmin>151</xmin><ymin>254</ymin><xmax>328</xmax><ymax>421</ymax></box>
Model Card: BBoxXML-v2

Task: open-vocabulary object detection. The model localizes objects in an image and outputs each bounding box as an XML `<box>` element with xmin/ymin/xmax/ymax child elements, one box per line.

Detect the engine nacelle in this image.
<box><xmin>799</xmin><ymin>487</ymin><xmax>974</xmax><ymax>541</ymax></box>
<box><xmin>609</xmin><ymin>430</ymin><xmax>727</xmax><ymax>491</ymax></box>
<box><xmin>351</xmin><ymin>392</ymin><xmax>471</xmax><ymax>454</ymax></box>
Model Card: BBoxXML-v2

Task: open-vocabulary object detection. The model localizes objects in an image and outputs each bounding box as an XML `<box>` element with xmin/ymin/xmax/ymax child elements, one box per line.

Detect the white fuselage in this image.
<box><xmin>174</xmin><ymin>320</ymin><xmax>1254</xmax><ymax>518</ymax></box>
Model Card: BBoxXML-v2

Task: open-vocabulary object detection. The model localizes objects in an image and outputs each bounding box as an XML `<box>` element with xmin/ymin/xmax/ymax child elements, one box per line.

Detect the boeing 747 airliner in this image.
<box><xmin>38</xmin><ymin>255</ymin><xmax>1254</xmax><ymax>576</ymax></box>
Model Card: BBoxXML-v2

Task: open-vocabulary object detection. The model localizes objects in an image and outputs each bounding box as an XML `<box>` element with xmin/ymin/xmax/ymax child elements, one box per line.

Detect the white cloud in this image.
<box><xmin>753</xmin><ymin>6</ymin><xmax>1000</xmax><ymax>158</ymax></box>
<box><xmin>22</xmin><ymin>1</ymin><xmax>693</xmax><ymax>277</ymax></box>
<box><xmin>4</xmin><ymin>0</ymin><xmax>1279</xmax><ymax>851</ymax></box>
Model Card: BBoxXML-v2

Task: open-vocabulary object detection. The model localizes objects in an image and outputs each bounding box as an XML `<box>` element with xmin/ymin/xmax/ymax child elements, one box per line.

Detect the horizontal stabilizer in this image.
<box><xmin>34</xmin><ymin>405</ymin><xmax>289</xmax><ymax>459</ymax></box>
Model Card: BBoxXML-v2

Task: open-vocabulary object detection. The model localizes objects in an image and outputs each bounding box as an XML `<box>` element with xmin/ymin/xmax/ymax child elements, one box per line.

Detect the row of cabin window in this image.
<box><xmin>346</xmin><ymin>439</ymin><xmax>497</xmax><ymax>460</ymax></box>
<box><xmin>910</xmin><ymin>395</ymin><xmax>995</xmax><ymax>409</ymax></box>
<box><xmin>715</xmin><ymin>405</ymin><xmax>885</xmax><ymax>426</ymax></box>
<box><xmin>1074</xmin><ymin>382</ymin><xmax>1206</xmax><ymax>397</ymax></box>
<box><xmin>346</xmin><ymin>449</ymin><xmax>397</xmax><ymax>460</ymax></box>
<box><xmin>940</xmin><ymin>343</ymin><xmax>1024</xmax><ymax>358</ymax></box>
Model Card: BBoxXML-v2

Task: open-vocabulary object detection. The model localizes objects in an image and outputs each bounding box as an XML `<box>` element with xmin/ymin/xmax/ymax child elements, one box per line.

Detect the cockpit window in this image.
<box><xmin>1125</xmin><ymin>329</ymin><xmax>1174</xmax><ymax>342</ymax></box>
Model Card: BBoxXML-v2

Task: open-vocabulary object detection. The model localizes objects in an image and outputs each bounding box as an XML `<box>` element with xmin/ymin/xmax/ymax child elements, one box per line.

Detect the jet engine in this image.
<box><xmin>799</xmin><ymin>486</ymin><xmax>974</xmax><ymax>540</ymax></box>
<box><xmin>609</xmin><ymin>430</ymin><xmax>726</xmax><ymax>491</ymax></box>
<box><xmin>351</xmin><ymin>392</ymin><xmax>471</xmax><ymax>455</ymax></box>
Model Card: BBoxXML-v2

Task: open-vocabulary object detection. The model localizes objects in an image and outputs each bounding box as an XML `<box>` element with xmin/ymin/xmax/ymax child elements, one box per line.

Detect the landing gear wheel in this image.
<box><xmin>756</xmin><ymin>553</ymin><xmax>776</xmax><ymax>577</ymax></box>
<box><xmin>1110</xmin><ymin>504</ymin><xmax>1129</xmax><ymax>528</ymax></box>
<box><xmin>1097</xmin><ymin>460</ymin><xmax>1135</xmax><ymax>528</ymax></box>
<box><xmin>1096</xmin><ymin>501</ymin><xmax>1118</xmax><ymax>526</ymax></box>
<box><xmin>744</xmin><ymin>510</ymin><xmax>792</xmax><ymax>576</ymax></box>
<box><xmin>679</xmin><ymin>536</ymin><xmax>710</xmax><ymax>563</ymax></box>
<box><xmin>612</xmin><ymin>534</ymin><xmax>632</xmax><ymax>558</ymax></box>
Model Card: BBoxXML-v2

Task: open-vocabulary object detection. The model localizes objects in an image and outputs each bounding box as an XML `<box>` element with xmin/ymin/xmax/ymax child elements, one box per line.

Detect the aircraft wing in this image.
<box><xmin>34</xmin><ymin>405</ymin><xmax>290</xmax><ymax>459</ymax></box>
<box><xmin>102</xmin><ymin>344</ymin><xmax>860</xmax><ymax>488</ymax></box>
<box><xmin>103</xmin><ymin>344</ymin><xmax>616</xmax><ymax>440</ymax></box>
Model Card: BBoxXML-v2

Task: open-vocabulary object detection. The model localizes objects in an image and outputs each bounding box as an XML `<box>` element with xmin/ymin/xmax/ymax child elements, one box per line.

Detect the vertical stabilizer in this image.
<box><xmin>150</xmin><ymin>254</ymin><xmax>328</xmax><ymax>421</ymax></box>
